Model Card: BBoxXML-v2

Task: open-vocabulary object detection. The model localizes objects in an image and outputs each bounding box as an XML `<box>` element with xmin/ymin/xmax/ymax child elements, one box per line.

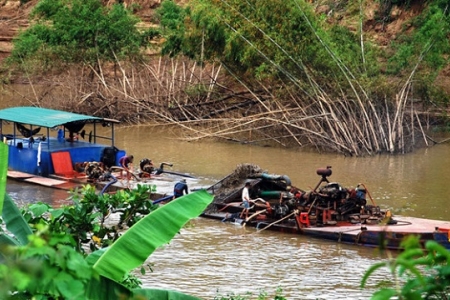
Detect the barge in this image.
<box><xmin>202</xmin><ymin>164</ymin><xmax>450</xmax><ymax>250</ymax></box>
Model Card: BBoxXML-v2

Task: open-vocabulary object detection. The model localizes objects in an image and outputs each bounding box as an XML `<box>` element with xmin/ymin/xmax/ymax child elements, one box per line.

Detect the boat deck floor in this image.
<box><xmin>8</xmin><ymin>170</ymin><xmax>87</xmax><ymax>190</ymax></box>
<box><xmin>203</xmin><ymin>211</ymin><xmax>450</xmax><ymax>236</ymax></box>
<box><xmin>7</xmin><ymin>170</ymin><xmax>193</xmax><ymax>200</ymax></box>
<box><xmin>300</xmin><ymin>216</ymin><xmax>450</xmax><ymax>234</ymax></box>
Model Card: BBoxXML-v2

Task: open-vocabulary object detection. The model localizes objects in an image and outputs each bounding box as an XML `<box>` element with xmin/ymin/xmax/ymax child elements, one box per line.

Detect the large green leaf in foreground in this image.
<box><xmin>93</xmin><ymin>189</ymin><xmax>213</xmax><ymax>282</ymax></box>
<box><xmin>0</xmin><ymin>141</ymin><xmax>8</xmax><ymax>215</ymax></box>
<box><xmin>133</xmin><ymin>288</ymin><xmax>201</xmax><ymax>300</ymax></box>
<box><xmin>0</xmin><ymin>194</ymin><xmax>33</xmax><ymax>246</ymax></box>
<box><xmin>0</xmin><ymin>142</ymin><xmax>32</xmax><ymax>246</ymax></box>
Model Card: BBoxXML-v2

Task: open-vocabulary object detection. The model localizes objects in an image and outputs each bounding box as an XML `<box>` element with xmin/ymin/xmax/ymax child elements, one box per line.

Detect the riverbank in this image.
<box><xmin>2</xmin><ymin>1</ymin><xmax>450</xmax><ymax>156</ymax></box>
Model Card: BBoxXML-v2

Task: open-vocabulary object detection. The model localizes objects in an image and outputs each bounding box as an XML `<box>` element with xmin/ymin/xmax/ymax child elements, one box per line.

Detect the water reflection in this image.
<box><xmin>115</xmin><ymin>125</ymin><xmax>450</xmax><ymax>220</ymax></box>
<box><xmin>145</xmin><ymin>218</ymin><xmax>387</xmax><ymax>299</ymax></box>
<box><xmin>7</xmin><ymin>179</ymin><xmax>71</xmax><ymax>207</ymax></box>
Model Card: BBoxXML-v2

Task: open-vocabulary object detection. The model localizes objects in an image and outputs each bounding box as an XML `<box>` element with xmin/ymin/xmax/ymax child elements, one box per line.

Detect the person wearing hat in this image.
<box><xmin>173</xmin><ymin>178</ymin><xmax>189</xmax><ymax>198</ymax></box>
<box><xmin>240</xmin><ymin>181</ymin><xmax>252</xmax><ymax>220</ymax></box>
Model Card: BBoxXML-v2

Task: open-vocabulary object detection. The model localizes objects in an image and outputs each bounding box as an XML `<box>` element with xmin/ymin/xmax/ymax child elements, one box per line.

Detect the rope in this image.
<box><xmin>218</xmin><ymin>198</ymin><xmax>265</xmax><ymax>212</ymax></box>
<box><xmin>243</xmin><ymin>209</ymin><xmax>267</xmax><ymax>227</ymax></box>
<box><xmin>361</xmin><ymin>183</ymin><xmax>376</xmax><ymax>206</ymax></box>
<box><xmin>307</xmin><ymin>197</ymin><xmax>318</xmax><ymax>214</ymax></box>
<box><xmin>254</xmin><ymin>210</ymin><xmax>297</xmax><ymax>234</ymax></box>
<box><xmin>355</xmin><ymin>231</ymin><xmax>362</xmax><ymax>245</ymax></box>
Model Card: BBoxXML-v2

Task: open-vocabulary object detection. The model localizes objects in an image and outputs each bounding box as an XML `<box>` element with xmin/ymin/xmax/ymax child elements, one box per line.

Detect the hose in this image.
<box><xmin>254</xmin><ymin>210</ymin><xmax>297</xmax><ymax>234</ymax></box>
<box><xmin>152</xmin><ymin>195</ymin><xmax>174</xmax><ymax>204</ymax></box>
<box><xmin>100</xmin><ymin>174</ymin><xmax>118</xmax><ymax>195</ymax></box>
<box><xmin>260</xmin><ymin>173</ymin><xmax>292</xmax><ymax>187</ymax></box>
<box><xmin>243</xmin><ymin>209</ymin><xmax>267</xmax><ymax>227</ymax></box>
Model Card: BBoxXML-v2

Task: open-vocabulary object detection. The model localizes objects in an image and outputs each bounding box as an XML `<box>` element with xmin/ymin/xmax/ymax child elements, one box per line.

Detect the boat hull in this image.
<box><xmin>7</xmin><ymin>137</ymin><xmax>125</xmax><ymax>177</ymax></box>
<box><xmin>202</xmin><ymin>211</ymin><xmax>450</xmax><ymax>250</ymax></box>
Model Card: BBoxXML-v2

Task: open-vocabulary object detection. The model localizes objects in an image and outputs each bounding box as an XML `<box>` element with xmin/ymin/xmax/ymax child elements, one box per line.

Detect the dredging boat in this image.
<box><xmin>0</xmin><ymin>106</ymin><xmax>197</xmax><ymax>198</ymax></box>
<box><xmin>202</xmin><ymin>164</ymin><xmax>450</xmax><ymax>250</ymax></box>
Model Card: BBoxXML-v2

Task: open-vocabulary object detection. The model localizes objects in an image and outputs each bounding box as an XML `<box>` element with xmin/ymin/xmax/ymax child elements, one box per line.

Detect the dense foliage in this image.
<box><xmin>362</xmin><ymin>236</ymin><xmax>450</xmax><ymax>300</ymax></box>
<box><xmin>8</xmin><ymin>0</ymin><xmax>159</xmax><ymax>71</ymax></box>
<box><xmin>22</xmin><ymin>184</ymin><xmax>158</xmax><ymax>252</ymax></box>
<box><xmin>156</xmin><ymin>0</ymin><xmax>450</xmax><ymax>97</ymax></box>
<box><xmin>157</xmin><ymin>0</ymin><xmax>379</xmax><ymax>90</ymax></box>
<box><xmin>386</xmin><ymin>0</ymin><xmax>450</xmax><ymax>105</ymax></box>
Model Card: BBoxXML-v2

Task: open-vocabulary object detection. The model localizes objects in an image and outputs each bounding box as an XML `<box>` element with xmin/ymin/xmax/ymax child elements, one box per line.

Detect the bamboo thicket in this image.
<box><xmin>12</xmin><ymin>53</ymin><xmax>434</xmax><ymax>156</ymax></box>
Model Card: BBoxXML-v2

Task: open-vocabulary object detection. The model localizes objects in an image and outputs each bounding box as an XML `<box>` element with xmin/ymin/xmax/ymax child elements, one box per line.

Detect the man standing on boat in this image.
<box><xmin>173</xmin><ymin>179</ymin><xmax>189</xmax><ymax>198</ymax></box>
<box><xmin>119</xmin><ymin>154</ymin><xmax>134</xmax><ymax>180</ymax></box>
<box><xmin>240</xmin><ymin>181</ymin><xmax>252</xmax><ymax>220</ymax></box>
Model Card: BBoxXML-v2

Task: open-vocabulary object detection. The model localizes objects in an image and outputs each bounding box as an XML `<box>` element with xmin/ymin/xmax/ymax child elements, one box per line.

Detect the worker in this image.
<box><xmin>240</xmin><ymin>181</ymin><xmax>252</xmax><ymax>220</ymax></box>
<box><xmin>119</xmin><ymin>154</ymin><xmax>134</xmax><ymax>179</ymax></box>
<box><xmin>57</xmin><ymin>127</ymin><xmax>65</xmax><ymax>142</ymax></box>
<box><xmin>139</xmin><ymin>158</ymin><xmax>154</xmax><ymax>178</ymax></box>
<box><xmin>173</xmin><ymin>179</ymin><xmax>189</xmax><ymax>198</ymax></box>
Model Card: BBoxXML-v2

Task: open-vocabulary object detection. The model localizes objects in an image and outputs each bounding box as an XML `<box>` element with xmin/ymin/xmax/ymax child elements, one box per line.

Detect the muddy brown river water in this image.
<box><xmin>5</xmin><ymin>122</ymin><xmax>450</xmax><ymax>299</ymax></box>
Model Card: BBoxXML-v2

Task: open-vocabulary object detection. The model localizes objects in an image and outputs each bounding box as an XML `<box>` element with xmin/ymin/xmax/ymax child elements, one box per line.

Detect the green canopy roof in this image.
<box><xmin>0</xmin><ymin>106</ymin><xmax>118</xmax><ymax>128</ymax></box>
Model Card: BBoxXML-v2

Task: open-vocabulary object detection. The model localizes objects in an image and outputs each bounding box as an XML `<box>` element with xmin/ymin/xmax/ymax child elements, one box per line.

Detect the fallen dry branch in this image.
<box><xmin>7</xmin><ymin>54</ymin><xmax>435</xmax><ymax>156</ymax></box>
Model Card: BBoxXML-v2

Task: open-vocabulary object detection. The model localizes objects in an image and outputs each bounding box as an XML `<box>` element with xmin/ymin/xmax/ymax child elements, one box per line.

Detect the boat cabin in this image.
<box><xmin>0</xmin><ymin>106</ymin><xmax>125</xmax><ymax>177</ymax></box>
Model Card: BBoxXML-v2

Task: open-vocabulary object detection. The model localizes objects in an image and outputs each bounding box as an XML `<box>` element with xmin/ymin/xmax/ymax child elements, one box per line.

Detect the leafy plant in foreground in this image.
<box><xmin>1</xmin><ymin>188</ymin><xmax>213</xmax><ymax>299</ymax></box>
<box><xmin>0</xmin><ymin>137</ymin><xmax>213</xmax><ymax>300</ymax></box>
<box><xmin>361</xmin><ymin>235</ymin><xmax>450</xmax><ymax>299</ymax></box>
<box><xmin>20</xmin><ymin>184</ymin><xmax>159</xmax><ymax>253</ymax></box>
<box><xmin>0</xmin><ymin>224</ymin><xmax>92</xmax><ymax>299</ymax></box>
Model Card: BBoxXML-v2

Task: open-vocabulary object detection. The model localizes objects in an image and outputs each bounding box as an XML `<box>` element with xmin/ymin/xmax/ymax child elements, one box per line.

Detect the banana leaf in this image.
<box><xmin>132</xmin><ymin>288</ymin><xmax>201</xmax><ymax>300</ymax></box>
<box><xmin>0</xmin><ymin>141</ymin><xmax>8</xmax><ymax>215</ymax></box>
<box><xmin>92</xmin><ymin>189</ymin><xmax>213</xmax><ymax>282</ymax></box>
<box><xmin>1</xmin><ymin>194</ymin><xmax>33</xmax><ymax>246</ymax></box>
<box><xmin>85</xmin><ymin>272</ymin><xmax>132</xmax><ymax>300</ymax></box>
<box><xmin>86</xmin><ymin>249</ymin><xmax>200</xmax><ymax>300</ymax></box>
<box><xmin>0</xmin><ymin>233</ymin><xmax>19</xmax><ymax>246</ymax></box>
<box><xmin>0</xmin><ymin>142</ymin><xmax>31</xmax><ymax>246</ymax></box>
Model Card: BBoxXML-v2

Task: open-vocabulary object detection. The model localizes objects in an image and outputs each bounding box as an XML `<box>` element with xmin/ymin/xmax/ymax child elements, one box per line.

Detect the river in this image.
<box><xmin>5</xmin><ymin>124</ymin><xmax>450</xmax><ymax>299</ymax></box>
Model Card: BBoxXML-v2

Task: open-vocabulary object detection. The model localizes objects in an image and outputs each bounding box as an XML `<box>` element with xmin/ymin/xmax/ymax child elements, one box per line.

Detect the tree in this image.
<box><xmin>8</xmin><ymin>0</ymin><xmax>159</xmax><ymax>72</ymax></box>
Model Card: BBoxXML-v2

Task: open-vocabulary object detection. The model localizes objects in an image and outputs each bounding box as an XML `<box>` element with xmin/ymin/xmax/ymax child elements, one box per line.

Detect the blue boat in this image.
<box><xmin>0</xmin><ymin>106</ymin><xmax>126</xmax><ymax>181</ymax></box>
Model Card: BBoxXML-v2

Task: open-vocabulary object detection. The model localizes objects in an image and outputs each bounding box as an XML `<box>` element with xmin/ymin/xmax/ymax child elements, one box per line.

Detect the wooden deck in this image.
<box><xmin>7</xmin><ymin>169</ymin><xmax>201</xmax><ymax>201</ymax></box>
<box><xmin>8</xmin><ymin>170</ymin><xmax>87</xmax><ymax>190</ymax></box>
